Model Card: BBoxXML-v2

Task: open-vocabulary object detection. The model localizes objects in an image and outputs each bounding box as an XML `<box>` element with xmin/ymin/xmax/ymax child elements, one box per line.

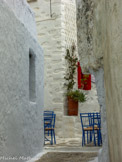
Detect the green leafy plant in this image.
<box><xmin>64</xmin><ymin>44</ymin><xmax>86</xmax><ymax>102</ymax></box>
<box><xmin>67</xmin><ymin>90</ymin><xmax>86</xmax><ymax>102</ymax></box>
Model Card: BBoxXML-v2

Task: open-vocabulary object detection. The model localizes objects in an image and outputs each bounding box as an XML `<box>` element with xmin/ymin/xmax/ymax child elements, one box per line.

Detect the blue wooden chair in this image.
<box><xmin>44</xmin><ymin>111</ymin><xmax>54</xmax><ymax>114</ymax></box>
<box><xmin>44</xmin><ymin>111</ymin><xmax>56</xmax><ymax>145</ymax></box>
<box><xmin>44</xmin><ymin>111</ymin><xmax>54</xmax><ymax>136</ymax></box>
<box><xmin>80</xmin><ymin>113</ymin><xmax>94</xmax><ymax>146</ymax></box>
<box><xmin>91</xmin><ymin>113</ymin><xmax>102</xmax><ymax>146</ymax></box>
<box><xmin>80</xmin><ymin>112</ymin><xmax>102</xmax><ymax>146</ymax></box>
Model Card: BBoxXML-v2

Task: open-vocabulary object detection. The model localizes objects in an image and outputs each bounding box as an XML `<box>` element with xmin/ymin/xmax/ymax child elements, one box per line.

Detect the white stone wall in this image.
<box><xmin>62</xmin><ymin>0</ymin><xmax>77</xmax><ymax>49</ymax></box>
<box><xmin>28</xmin><ymin>0</ymin><xmax>65</xmax><ymax>137</ymax></box>
<box><xmin>60</xmin><ymin>0</ymin><xmax>79</xmax><ymax>117</ymax></box>
<box><xmin>0</xmin><ymin>1</ymin><xmax>44</xmax><ymax>161</ymax></box>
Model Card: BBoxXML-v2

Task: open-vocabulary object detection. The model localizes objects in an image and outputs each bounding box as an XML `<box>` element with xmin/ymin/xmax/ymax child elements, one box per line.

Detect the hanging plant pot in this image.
<box><xmin>77</xmin><ymin>62</ymin><xmax>91</xmax><ymax>90</ymax></box>
<box><xmin>67</xmin><ymin>96</ymin><xmax>78</xmax><ymax>116</ymax></box>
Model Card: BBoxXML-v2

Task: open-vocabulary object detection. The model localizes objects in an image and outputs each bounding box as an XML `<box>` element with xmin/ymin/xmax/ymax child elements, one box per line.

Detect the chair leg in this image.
<box><xmin>83</xmin><ymin>131</ymin><xmax>86</xmax><ymax>146</ymax></box>
<box><xmin>90</xmin><ymin>131</ymin><xmax>92</xmax><ymax>143</ymax></box>
<box><xmin>51</xmin><ymin>130</ymin><xmax>53</xmax><ymax>145</ymax></box>
<box><xmin>98</xmin><ymin>130</ymin><xmax>102</xmax><ymax>146</ymax></box>
<box><xmin>82</xmin><ymin>131</ymin><xmax>85</xmax><ymax>146</ymax></box>
<box><xmin>53</xmin><ymin>130</ymin><xmax>56</xmax><ymax>144</ymax></box>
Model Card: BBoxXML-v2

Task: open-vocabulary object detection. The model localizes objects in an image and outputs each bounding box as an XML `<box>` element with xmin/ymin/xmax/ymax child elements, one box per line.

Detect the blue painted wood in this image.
<box><xmin>80</xmin><ymin>112</ymin><xmax>102</xmax><ymax>146</ymax></box>
<box><xmin>44</xmin><ymin>111</ymin><xmax>56</xmax><ymax>145</ymax></box>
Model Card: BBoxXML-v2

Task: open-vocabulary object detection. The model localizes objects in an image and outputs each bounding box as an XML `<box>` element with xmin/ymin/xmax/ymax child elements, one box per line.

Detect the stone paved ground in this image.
<box><xmin>36</xmin><ymin>138</ymin><xmax>101</xmax><ymax>162</ymax></box>
<box><xmin>36</xmin><ymin>152</ymin><xmax>97</xmax><ymax>162</ymax></box>
<box><xmin>44</xmin><ymin>137</ymin><xmax>101</xmax><ymax>152</ymax></box>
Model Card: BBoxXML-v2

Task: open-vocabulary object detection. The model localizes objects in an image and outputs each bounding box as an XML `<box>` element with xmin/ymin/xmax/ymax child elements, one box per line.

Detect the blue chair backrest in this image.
<box><xmin>44</xmin><ymin>111</ymin><xmax>56</xmax><ymax>129</ymax></box>
<box><xmin>44</xmin><ymin>111</ymin><xmax>54</xmax><ymax>119</ymax></box>
<box><xmin>44</xmin><ymin>111</ymin><xmax>54</xmax><ymax>115</ymax></box>
<box><xmin>87</xmin><ymin>112</ymin><xmax>101</xmax><ymax>129</ymax></box>
<box><xmin>92</xmin><ymin>113</ymin><xmax>101</xmax><ymax>128</ymax></box>
<box><xmin>80</xmin><ymin>113</ymin><xmax>90</xmax><ymax>129</ymax></box>
<box><xmin>80</xmin><ymin>112</ymin><xmax>101</xmax><ymax>129</ymax></box>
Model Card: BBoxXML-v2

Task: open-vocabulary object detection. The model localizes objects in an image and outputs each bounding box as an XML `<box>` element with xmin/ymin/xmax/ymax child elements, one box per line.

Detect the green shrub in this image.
<box><xmin>67</xmin><ymin>90</ymin><xmax>86</xmax><ymax>102</ymax></box>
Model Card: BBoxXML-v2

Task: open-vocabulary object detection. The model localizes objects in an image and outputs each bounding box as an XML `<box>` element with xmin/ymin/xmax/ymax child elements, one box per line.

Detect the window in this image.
<box><xmin>29</xmin><ymin>49</ymin><xmax>36</xmax><ymax>102</ymax></box>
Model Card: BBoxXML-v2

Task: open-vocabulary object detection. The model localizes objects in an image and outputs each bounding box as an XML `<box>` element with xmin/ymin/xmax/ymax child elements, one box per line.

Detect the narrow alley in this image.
<box><xmin>0</xmin><ymin>0</ymin><xmax>121</xmax><ymax>162</ymax></box>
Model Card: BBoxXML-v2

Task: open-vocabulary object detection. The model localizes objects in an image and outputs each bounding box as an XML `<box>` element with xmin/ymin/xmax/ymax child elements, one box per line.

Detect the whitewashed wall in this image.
<box><xmin>0</xmin><ymin>1</ymin><xmax>44</xmax><ymax>161</ymax></box>
<box><xmin>76</xmin><ymin>0</ymin><xmax>109</xmax><ymax>161</ymax></box>
<box><xmin>4</xmin><ymin>0</ymin><xmax>37</xmax><ymax>38</ymax></box>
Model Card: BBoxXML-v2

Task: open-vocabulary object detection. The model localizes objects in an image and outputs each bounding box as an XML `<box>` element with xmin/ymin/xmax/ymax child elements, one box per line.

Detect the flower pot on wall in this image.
<box><xmin>68</xmin><ymin>97</ymin><xmax>78</xmax><ymax>116</ymax></box>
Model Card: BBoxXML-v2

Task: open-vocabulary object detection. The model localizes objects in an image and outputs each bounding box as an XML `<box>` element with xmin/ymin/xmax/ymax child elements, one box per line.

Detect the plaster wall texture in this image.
<box><xmin>28</xmin><ymin>0</ymin><xmax>100</xmax><ymax>139</ymax></box>
<box><xmin>77</xmin><ymin>0</ymin><xmax>122</xmax><ymax>161</ymax></box>
<box><xmin>90</xmin><ymin>69</ymin><xmax>109</xmax><ymax>162</ymax></box>
<box><xmin>76</xmin><ymin>0</ymin><xmax>106</xmax><ymax>71</ymax></box>
<box><xmin>4</xmin><ymin>0</ymin><xmax>37</xmax><ymax>38</ymax></box>
<box><xmin>0</xmin><ymin>1</ymin><xmax>44</xmax><ymax>161</ymax></box>
<box><xmin>104</xmin><ymin>0</ymin><xmax>122</xmax><ymax>161</ymax></box>
<box><xmin>76</xmin><ymin>0</ymin><xmax>109</xmax><ymax>161</ymax></box>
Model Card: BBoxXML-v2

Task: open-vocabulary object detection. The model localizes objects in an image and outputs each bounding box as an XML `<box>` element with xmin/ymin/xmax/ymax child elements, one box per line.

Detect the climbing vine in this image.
<box><xmin>64</xmin><ymin>44</ymin><xmax>78</xmax><ymax>92</ymax></box>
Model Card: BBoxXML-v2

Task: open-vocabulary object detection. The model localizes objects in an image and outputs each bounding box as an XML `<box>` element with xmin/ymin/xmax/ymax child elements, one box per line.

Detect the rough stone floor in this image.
<box><xmin>36</xmin><ymin>138</ymin><xmax>101</xmax><ymax>162</ymax></box>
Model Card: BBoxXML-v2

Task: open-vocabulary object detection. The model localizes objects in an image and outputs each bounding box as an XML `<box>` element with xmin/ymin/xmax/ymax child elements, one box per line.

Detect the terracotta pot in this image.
<box><xmin>67</xmin><ymin>97</ymin><xmax>78</xmax><ymax>116</ymax></box>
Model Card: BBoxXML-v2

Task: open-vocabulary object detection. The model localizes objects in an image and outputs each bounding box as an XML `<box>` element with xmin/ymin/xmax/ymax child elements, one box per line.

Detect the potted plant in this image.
<box><xmin>67</xmin><ymin>90</ymin><xmax>86</xmax><ymax>115</ymax></box>
<box><xmin>64</xmin><ymin>44</ymin><xmax>86</xmax><ymax>116</ymax></box>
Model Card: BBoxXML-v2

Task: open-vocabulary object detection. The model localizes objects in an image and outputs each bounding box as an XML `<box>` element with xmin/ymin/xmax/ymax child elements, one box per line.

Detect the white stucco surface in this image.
<box><xmin>4</xmin><ymin>0</ymin><xmax>37</xmax><ymax>38</ymax></box>
<box><xmin>91</xmin><ymin>69</ymin><xmax>109</xmax><ymax>162</ymax></box>
<box><xmin>104</xmin><ymin>0</ymin><xmax>122</xmax><ymax>161</ymax></box>
<box><xmin>0</xmin><ymin>1</ymin><xmax>44</xmax><ymax>161</ymax></box>
<box><xmin>76</xmin><ymin>0</ymin><xmax>122</xmax><ymax>162</ymax></box>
